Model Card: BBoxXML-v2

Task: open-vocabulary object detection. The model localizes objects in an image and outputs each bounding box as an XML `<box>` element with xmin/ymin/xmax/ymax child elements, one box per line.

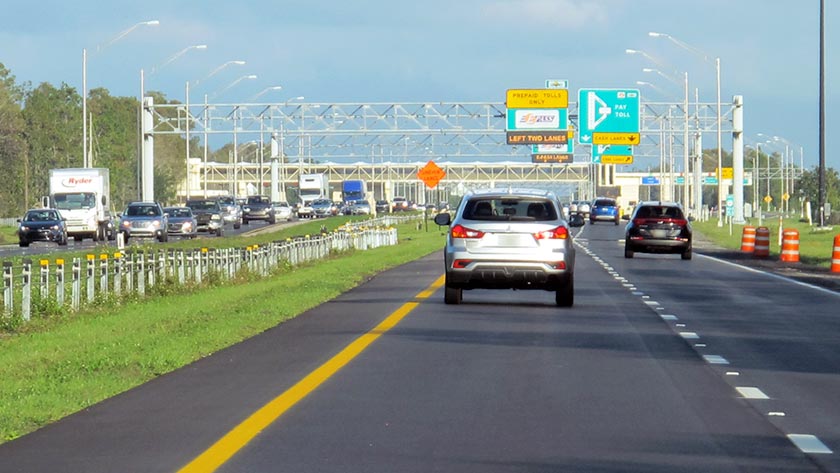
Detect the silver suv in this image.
<box><xmin>433</xmin><ymin>188</ymin><xmax>584</xmax><ymax>307</ymax></box>
<box><xmin>118</xmin><ymin>202</ymin><xmax>168</xmax><ymax>243</ymax></box>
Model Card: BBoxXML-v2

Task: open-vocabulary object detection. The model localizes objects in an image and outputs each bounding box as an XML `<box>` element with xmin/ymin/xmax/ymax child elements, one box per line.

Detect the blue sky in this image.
<box><xmin>2</xmin><ymin>0</ymin><xmax>836</xmax><ymax>168</ymax></box>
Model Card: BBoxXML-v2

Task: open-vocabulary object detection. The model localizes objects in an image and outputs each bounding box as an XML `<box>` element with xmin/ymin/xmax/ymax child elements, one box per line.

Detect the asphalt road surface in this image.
<box><xmin>1</xmin><ymin>223</ymin><xmax>838</xmax><ymax>472</ymax></box>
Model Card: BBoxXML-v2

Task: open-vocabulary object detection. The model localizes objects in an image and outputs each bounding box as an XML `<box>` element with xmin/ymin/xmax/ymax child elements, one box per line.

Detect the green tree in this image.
<box><xmin>0</xmin><ymin>64</ymin><xmax>28</xmax><ymax>216</ymax></box>
<box><xmin>22</xmin><ymin>82</ymin><xmax>83</xmax><ymax>204</ymax></box>
<box><xmin>797</xmin><ymin>166</ymin><xmax>840</xmax><ymax>219</ymax></box>
<box><xmin>88</xmin><ymin>87</ymin><xmax>140</xmax><ymax>209</ymax></box>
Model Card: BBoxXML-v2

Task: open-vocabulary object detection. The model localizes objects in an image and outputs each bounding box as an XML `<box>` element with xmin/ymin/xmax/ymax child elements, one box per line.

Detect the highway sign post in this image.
<box><xmin>577</xmin><ymin>89</ymin><xmax>640</xmax><ymax>145</ymax></box>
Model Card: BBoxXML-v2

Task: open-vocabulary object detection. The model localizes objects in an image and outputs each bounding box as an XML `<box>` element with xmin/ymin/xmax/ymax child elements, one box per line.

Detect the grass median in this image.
<box><xmin>691</xmin><ymin>217</ymin><xmax>838</xmax><ymax>268</ymax></box>
<box><xmin>0</xmin><ymin>218</ymin><xmax>446</xmax><ymax>443</ymax></box>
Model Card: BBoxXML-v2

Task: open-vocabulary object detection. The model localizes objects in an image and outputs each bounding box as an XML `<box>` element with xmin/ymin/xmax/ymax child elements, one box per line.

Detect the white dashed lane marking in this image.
<box><xmin>787</xmin><ymin>434</ymin><xmax>833</xmax><ymax>454</ymax></box>
<box><xmin>736</xmin><ymin>387</ymin><xmax>770</xmax><ymax>399</ymax></box>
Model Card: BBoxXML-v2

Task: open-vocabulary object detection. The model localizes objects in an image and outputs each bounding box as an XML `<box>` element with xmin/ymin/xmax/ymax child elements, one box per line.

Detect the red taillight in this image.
<box><xmin>632</xmin><ymin>218</ymin><xmax>647</xmax><ymax>226</ymax></box>
<box><xmin>453</xmin><ymin>259</ymin><xmax>472</xmax><ymax>269</ymax></box>
<box><xmin>451</xmin><ymin>224</ymin><xmax>485</xmax><ymax>239</ymax></box>
<box><xmin>533</xmin><ymin>226</ymin><xmax>569</xmax><ymax>240</ymax></box>
<box><xmin>671</xmin><ymin>219</ymin><xmax>688</xmax><ymax>227</ymax></box>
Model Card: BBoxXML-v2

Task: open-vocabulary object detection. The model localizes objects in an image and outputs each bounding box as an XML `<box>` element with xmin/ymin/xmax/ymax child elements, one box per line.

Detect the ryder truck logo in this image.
<box><xmin>61</xmin><ymin>177</ymin><xmax>93</xmax><ymax>187</ymax></box>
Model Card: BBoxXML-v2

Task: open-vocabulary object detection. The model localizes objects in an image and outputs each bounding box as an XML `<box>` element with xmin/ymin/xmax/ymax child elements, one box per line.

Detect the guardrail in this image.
<box><xmin>1</xmin><ymin>221</ymin><xmax>408</xmax><ymax>325</ymax></box>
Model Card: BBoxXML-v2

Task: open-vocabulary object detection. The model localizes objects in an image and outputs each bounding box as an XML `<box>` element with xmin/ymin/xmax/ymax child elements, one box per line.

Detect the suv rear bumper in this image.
<box><xmin>445</xmin><ymin>261</ymin><xmax>572</xmax><ymax>290</ymax></box>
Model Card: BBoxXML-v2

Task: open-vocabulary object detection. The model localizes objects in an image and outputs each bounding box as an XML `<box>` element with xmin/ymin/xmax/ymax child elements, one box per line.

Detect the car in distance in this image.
<box><xmin>17</xmin><ymin>208</ymin><xmax>68</xmax><ymax>247</ymax></box>
<box><xmin>242</xmin><ymin>195</ymin><xmax>276</xmax><ymax>224</ymax></box>
<box><xmin>119</xmin><ymin>202</ymin><xmax>168</xmax><ymax>243</ymax></box>
<box><xmin>185</xmin><ymin>199</ymin><xmax>226</xmax><ymax>236</ymax></box>
<box><xmin>311</xmin><ymin>198</ymin><xmax>335</xmax><ymax>218</ymax></box>
<box><xmin>350</xmin><ymin>200</ymin><xmax>372</xmax><ymax>215</ymax></box>
<box><xmin>590</xmin><ymin>197</ymin><xmax>620</xmax><ymax>225</ymax></box>
<box><xmin>163</xmin><ymin>206</ymin><xmax>198</xmax><ymax>239</ymax></box>
<box><xmin>433</xmin><ymin>188</ymin><xmax>585</xmax><ymax>307</ymax></box>
<box><xmin>624</xmin><ymin>201</ymin><xmax>692</xmax><ymax>260</ymax></box>
<box><xmin>571</xmin><ymin>200</ymin><xmax>591</xmax><ymax>217</ymax></box>
<box><xmin>375</xmin><ymin>199</ymin><xmax>390</xmax><ymax>214</ymax></box>
<box><xmin>272</xmin><ymin>202</ymin><xmax>293</xmax><ymax>221</ymax></box>
<box><xmin>392</xmin><ymin>196</ymin><xmax>409</xmax><ymax>212</ymax></box>
<box><xmin>214</xmin><ymin>196</ymin><xmax>242</xmax><ymax>229</ymax></box>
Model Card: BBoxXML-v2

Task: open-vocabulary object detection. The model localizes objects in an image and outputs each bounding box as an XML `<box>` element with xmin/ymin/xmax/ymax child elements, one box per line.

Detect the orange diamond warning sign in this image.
<box><xmin>418</xmin><ymin>160</ymin><xmax>445</xmax><ymax>188</ymax></box>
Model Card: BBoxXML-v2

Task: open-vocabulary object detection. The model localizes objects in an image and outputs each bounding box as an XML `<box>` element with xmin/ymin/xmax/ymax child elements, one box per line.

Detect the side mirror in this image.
<box><xmin>434</xmin><ymin>212</ymin><xmax>451</xmax><ymax>226</ymax></box>
<box><xmin>568</xmin><ymin>214</ymin><xmax>585</xmax><ymax>227</ymax></box>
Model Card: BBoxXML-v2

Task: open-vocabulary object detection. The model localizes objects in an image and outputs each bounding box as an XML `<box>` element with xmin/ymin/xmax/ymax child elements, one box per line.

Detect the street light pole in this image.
<box><xmin>648</xmin><ymin>32</ymin><xmax>723</xmax><ymax>224</ymax></box>
<box><xmin>83</xmin><ymin>19</ymin><xmax>159</xmax><ymax>168</ymax></box>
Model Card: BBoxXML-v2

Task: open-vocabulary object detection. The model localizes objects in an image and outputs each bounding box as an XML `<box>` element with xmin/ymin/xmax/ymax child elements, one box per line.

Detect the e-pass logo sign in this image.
<box><xmin>507</xmin><ymin>108</ymin><xmax>568</xmax><ymax>131</ymax></box>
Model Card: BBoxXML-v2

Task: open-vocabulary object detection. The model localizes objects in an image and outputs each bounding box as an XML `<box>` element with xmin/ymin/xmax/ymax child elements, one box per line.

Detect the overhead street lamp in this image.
<box><xmin>250</xmin><ymin>85</ymin><xmax>283</xmax><ymax>102</ymax></box>
<box><xmin>211</xmin><ymin>74</ymin><xmax>258</xmax><ymax>100</ymax></box>
<box><xmin>151</xmin><ymin>44</ymin><xmax>208</xmax><ymax>75</ymax></box>
<box><xmin>83</xmin><ymin>19</ymin><xmax>159</xmax><ymax>168</ymax></box>
<box><xmin>193</xmin><ymin>60</ymin><xmax>246</xmax><ymax>86</ymax></box>
<box><xmin>649</xmin><ymin>31</ymin><xmax>723</xmax><ymax>225</ymax></box>
<box><xmin>635</xmin><ymin>81</ymin><xmax>674</xmax><ymax>100</ymax></box>
<box><xmin>629</xmin><ymin>49</ymin><xmax>691</xmax><ymax>212</ymax></box>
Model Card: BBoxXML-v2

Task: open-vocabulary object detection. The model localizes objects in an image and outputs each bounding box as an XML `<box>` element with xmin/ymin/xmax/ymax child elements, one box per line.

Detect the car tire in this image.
<box><xmin>590</xmin><ymin>219</ymin><xmax>595</xmax><ymax>225</ymax></box>
<box><xmin>234</xmin><ymin>220</ymin><xmax>241</xmax><ymax>229</ymax></box>
<box><xmin>681</xmin><ymin>248</ymin><xmax>692</xmax><ymax>260</ymax></box>
<box><xmin>243</xmin><ymin>219</ymin><xmax>249</xmax><ymax>225</ymax></box>
<box><xmin>158</xmin><ymin>232</ymin><xmax>168</xmax><ymax>243</ymax></box>
<box><xmin>217</xmin><ymin>227</ymin><xmax>224</xmax><ymax>237</ymax></box>
<box><xmin>19</xmin><ymin>241</ymin><xmax>29</xmax><ymax>248</ymax></box>
<box><xmin>555</xmin><ymin>275</ymin><xmax>574</xmax><ymax>307</ymax></box>
<box><xmin>269</xmin><ymin>217</ymin><xmax>276</xmax><ymax>224</ymax></box>
<box><xmin>624</xmin><ymin>243</ymin><xmax>634</xmax><ymax>259</ymax></box>
<box><xmin>58</xmin><ymin>236</ymin><xmax>68</xmax><ymax>246</ymax></box>
<box><xmin>444</xmin><ymin>279</ymin><xmax>462</xmax><ymax>305</ymax></box>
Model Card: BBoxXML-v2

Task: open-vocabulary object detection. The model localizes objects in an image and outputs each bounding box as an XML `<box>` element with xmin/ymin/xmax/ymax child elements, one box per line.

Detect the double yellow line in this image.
<box><xmin>178</xmin><ymin>275</ymin><xmax>445</xmax><ymax>472</ymax></box>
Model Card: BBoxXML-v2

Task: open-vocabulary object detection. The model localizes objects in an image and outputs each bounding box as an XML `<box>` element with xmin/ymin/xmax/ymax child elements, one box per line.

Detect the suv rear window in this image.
<box><xmin>464</xmin><ymin>198</ymin><xmax>557</xmax><ymax>221</ymax></box>
<box><xmin>635</xmin><ymin>205</ymin><xmax>684</xmax><ymax>219</ymax></box>
<box><xmin>594</xmin><ymin>198</ymin><xmax>616</xmax><ymax>207</ymax></box>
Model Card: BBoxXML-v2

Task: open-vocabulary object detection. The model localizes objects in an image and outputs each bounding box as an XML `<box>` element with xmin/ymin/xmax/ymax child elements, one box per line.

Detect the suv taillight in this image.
<box><xmin>451</xmin><ymin>224</ymin><xmax>485</xmax><ymax>239</ymax></box>
<box><xmin>533</xmin><ymin>226</ymin><xmax>569</xmax><ymax>240</ymax></box>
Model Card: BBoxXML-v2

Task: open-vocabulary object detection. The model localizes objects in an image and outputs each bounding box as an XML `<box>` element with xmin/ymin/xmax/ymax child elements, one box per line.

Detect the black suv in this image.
<box><xmin>624</xmin><ymin>201</ymin><xmax>692</xmax><ymax>260</ymax></box>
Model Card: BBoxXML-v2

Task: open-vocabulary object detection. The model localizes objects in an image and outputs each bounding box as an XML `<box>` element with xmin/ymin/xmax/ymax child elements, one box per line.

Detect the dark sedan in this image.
<box><xmin>17</xmin><ymin>209</ymin><xmax>68</xmax><ymax>247</ymax></box>
<box><xmin>624</xmin><ymin>201</ymin><xmax>692</xmax><ymax>260</ymax></box>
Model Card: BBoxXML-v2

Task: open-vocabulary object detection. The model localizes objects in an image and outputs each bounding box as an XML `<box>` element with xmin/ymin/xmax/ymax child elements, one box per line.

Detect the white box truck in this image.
<box><xmin>296</xmin><ymin>173</ymin><xmax>329</xmax><ymax>218</ymax></box>
<box><xmin>47</xmin><ymin>168</ymin><xmax>113</xmax><ymax>242</ymax></box>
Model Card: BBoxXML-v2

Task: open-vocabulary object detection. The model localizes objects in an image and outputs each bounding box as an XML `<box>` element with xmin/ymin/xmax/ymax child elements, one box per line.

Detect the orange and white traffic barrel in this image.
<box><xmin>831</xmin><ymin>235</ymin><xmax>840</xmax><ymax>273</ymax></box>
<box><xmin>754</xmin><ymin>226</ymin><xmax>770</xmax><ymax>258</ymax></box>
<box><xmin>740</xmin><ymin>226</ymin><xmax>756</xmax><ymax>253</ymax></box>
<box><xmin>780</xmin><ymin>228</ymin><xmax>800</xmax><ymax>263</ymax></box>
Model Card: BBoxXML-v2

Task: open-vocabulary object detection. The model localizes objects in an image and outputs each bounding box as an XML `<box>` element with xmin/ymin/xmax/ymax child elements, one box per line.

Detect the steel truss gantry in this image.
<box><xmin>144</xmin><ymin>99</ymin><xmax>737</xmax><ymax>200</ymax></box>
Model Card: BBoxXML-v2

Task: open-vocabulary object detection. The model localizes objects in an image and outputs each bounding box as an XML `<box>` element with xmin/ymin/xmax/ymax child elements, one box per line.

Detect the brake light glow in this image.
<box><xmin>453</xmin><ymin>259</ymin><xmax>472</xmax><ymax>269</ymax></box>
<box><xmin>533</xmin><ymin>226</ymin><xmax>569</xmax><ymax>240</ymax></box>
<box><xmin>451</xmin><ymin>224</ymin><xmax>484</xmax><ymax>239</ymax></box>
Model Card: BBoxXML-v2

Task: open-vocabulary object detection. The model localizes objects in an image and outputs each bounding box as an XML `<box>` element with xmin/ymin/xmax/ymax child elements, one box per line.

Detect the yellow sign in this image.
<box><xmin>764</xmin><ymin>195</ymin><xmax>773</xmax><ymax>203</ymax></box>
<box><xmin>506</xmin><ymin>89</ymin><xmax>568</xmax><ymax>109</ymax></box>
<box><xmin>600</xmin><ymin>155</ymin><xmax>634</xmax><ymax>165</ymax></box>
<box><xmin>782</xmin><ymin>192</ymin><xmax>790</xmax><ymax>201</ymax></box>
<box><xmin>717</xmin><ymin>167</ymin><xmax>734</xmax><ymax>179</ymax></box>
<box><xmin>592</xmin><ymin>132</ymin><xmax>640</xmax><ymax>145</ymax></box>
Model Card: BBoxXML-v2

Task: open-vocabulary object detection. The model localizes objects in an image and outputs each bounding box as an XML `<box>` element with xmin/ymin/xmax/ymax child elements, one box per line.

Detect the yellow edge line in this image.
<box><xmin>178</xmin><ymin>274</ymin><xmax>446</xmax><ymax>472</ymax></box>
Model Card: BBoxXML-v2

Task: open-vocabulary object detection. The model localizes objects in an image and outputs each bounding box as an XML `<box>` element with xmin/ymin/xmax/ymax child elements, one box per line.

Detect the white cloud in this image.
<box><xmin>481</xmin><ymin>0</ymin><xmax>611</xmax><ymax>29</ymax></box>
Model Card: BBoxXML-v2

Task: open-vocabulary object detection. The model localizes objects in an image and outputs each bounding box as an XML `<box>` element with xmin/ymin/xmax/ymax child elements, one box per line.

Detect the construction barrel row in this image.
<box><xmin>740</xmin><ymin>226</ymin><xmax>840</xmax><ymax>273</ymax></box>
